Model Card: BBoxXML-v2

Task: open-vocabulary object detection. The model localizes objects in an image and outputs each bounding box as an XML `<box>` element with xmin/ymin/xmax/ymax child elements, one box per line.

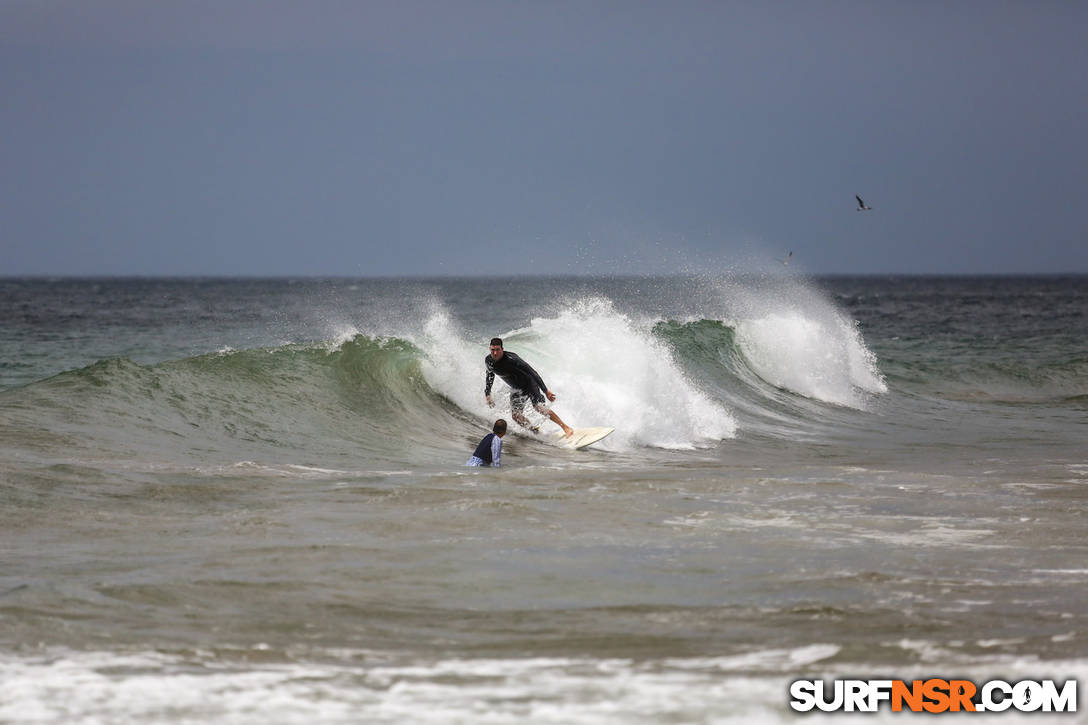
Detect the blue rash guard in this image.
<box><xmin>466</xmin><ymin>432</ymin><xmax>502</xmax><ymax>467</ymax></box>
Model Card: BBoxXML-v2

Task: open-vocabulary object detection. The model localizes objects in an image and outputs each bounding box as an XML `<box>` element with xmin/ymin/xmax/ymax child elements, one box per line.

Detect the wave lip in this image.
<box><xmin>736</xmin><ymin>310</ymin><xmax>887</xmax><ymax>410</ymax></box>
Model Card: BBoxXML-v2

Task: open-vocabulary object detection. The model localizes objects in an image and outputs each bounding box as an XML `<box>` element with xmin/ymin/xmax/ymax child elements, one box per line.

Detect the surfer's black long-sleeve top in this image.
<box><xmin>484</xmin><ymin>350</ymin><xmax>547</xmax><ymax>396</ymax></box>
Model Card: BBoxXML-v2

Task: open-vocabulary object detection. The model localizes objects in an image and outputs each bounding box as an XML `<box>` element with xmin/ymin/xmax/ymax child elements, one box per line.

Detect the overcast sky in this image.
<box><xmin>2</xmin><ymin>0</ymin><xmax>1086</xmax><ymax>276</ymax></box>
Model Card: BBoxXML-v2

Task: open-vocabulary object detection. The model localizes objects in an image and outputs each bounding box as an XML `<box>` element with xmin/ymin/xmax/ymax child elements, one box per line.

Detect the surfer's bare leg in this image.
<box><xmin>537</xmin><ymin>403</ymin><xmax>574</xmax><ymax>437</ymax></box>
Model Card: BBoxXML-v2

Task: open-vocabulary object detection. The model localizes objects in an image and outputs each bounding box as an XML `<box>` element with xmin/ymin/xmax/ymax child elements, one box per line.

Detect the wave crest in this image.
<box><xmin>736</xmin><ymin>311</ymin><xmax>886</xmax><ymax>409</ymax></box>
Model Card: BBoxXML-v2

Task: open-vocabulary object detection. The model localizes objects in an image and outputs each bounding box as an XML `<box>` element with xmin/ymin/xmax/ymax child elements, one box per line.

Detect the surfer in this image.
<box><xmin>466</xmin><ymin>419</ymin><xmax>506</xmax><ymax>467</ymax></box>
<box><xmin>485</xmin><ymin>338</ymin><xmax>574</xmax><ymax>438</ymax></box>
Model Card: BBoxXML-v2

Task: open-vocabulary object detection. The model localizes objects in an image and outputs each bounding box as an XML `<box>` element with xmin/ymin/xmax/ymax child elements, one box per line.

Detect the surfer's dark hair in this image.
<box><xmin>493</xmin><ymin>419</ymin><xmax>507</xmax><ymax>435</ymax></box>
<box><xmin>490</xmin><ymin>337</ymin><xmax>503</xmax><ymax>348</ymax></box>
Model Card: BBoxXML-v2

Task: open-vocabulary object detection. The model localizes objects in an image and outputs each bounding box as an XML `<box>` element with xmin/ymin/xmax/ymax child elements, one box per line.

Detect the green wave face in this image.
<box><xmin>0</xmin><ymin>336</ymin><xmax>466</xmax><ymax>466</ymax></box>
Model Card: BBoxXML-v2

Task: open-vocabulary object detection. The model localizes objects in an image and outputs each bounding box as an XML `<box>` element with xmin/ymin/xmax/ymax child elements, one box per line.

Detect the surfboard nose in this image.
<box><xmin>555</xmin><ymin>426</ymin><xmax>615</xmax><ymax>450</ymax></box>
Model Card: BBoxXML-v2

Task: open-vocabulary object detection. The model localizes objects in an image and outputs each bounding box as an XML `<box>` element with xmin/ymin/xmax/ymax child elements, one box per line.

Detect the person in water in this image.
<box><xmin>484</xmin><ymin>338</ymin><xmax>574</xmax><ymax>437</ymax></box>
<box><xmin>466</xmin><ymin>418</ymin><xmax>507</xmax><ymax>467</ymax></box>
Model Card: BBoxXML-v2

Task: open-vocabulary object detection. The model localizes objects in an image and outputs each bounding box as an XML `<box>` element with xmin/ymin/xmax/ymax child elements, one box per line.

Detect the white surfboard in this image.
<box><xmin>554</xmin><ymin>426</ymin><xmax>614</xmax><ymax>450</ymax></box>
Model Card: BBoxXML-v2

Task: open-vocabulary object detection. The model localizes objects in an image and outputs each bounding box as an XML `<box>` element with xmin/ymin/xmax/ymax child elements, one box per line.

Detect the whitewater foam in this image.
<box><xmin>736</xmin><ymin>311</ymin><xmax>886</xmax><ymax>408</ymax></box>
<box><xmin>6</xmin><ymin>647</ymin><xmax>1086</xmax><ymax>724</ymax></box>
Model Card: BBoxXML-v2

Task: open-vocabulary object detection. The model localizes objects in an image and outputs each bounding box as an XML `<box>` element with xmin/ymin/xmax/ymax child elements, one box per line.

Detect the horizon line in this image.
<box><xmin>2</xmin><ymin>271</ymin><xmax>1086</xmax><ymax>281</ymax></box>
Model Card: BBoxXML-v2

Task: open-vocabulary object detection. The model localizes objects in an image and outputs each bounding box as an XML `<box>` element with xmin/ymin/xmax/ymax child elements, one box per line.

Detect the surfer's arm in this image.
<box><xmin>491</xmin><ymin>436</ymin><xmax>502</xmax><ymax>467</ymax></box>
<box><xmin>484</xmin><ymin>365</ymin><xmax>495</xmax><ymax>399</ymax></box>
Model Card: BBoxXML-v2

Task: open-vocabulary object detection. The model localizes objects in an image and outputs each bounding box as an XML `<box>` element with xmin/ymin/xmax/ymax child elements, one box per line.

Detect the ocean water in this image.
<box><xmin>1</xmin><ymin>274</ymin><xmax>1086</xmax><ymax>723</ymax></box>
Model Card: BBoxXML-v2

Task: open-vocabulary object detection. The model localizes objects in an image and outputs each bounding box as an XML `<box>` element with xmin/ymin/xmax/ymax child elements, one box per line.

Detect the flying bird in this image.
<box><xmin>855</xmin><ymin>195</ymin><xmax>872</xmax><ymax>211</ymax></box>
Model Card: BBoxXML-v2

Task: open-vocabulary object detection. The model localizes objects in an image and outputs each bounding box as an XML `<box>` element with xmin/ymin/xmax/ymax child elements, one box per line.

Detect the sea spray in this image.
<box><xmin>736</xmin><ymin>312</ymin><xmax>886</xmax><ymax>409</ymax></box>
<box><xmin>698</xmin><ymin>274</ymin><xmax>887</xmax><ymax>409</ymax></box>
